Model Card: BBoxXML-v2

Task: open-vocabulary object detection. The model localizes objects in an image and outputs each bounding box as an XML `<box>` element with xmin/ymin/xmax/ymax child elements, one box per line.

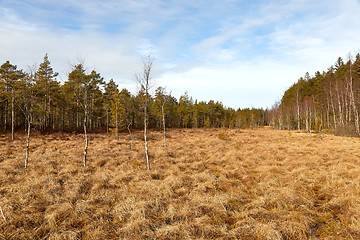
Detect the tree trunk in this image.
<box><xmin>297</xmin><ymin>88</ymin><xmax>300</xmax><ymax>131</ymax></box>
<box><xmin>115</xmin><ymin>100</ymin><xmax>118</xmax><ymax>140</ymax></box>
<box><xmin>62</xmin><ymin>104</ymin><xmax>65</xmax><ymax>132</ymax></box>
<box><xmin>137</xmin><ymin>54</ymin><xmax>152</xmax><ymax>171</ymax></box>
<box><xmin>162</xmin><ymin>101</ymin><xmax>166</xmax><ymax>148</ymax></box>
<box><xmin>25</xmin><ymin>115</ymin><xmax>31</xmax><ymax>169</ymax></box>
<box><xmin>309</xmin><ymin>106</ymin><xmax>312</xmax><ymax>133</ymax></box>
<box><xmin>3</xmin><ymin>103</ymin><xmax>7</xmax><ymax>132</ymax></box>
<box><xmin>127</xmin><ymin>122</ymin><xmax>132</xmax><ymax>150</ymax></box>
<box><xmin>91</xmin><ymin>96</ymin><xmax>95</xmax><ymax>131</ymax></box>
<box><xmin>348</xmin><ymin>61</ymin><xmax>360</xmax><ymax>135</ymax></box>
<box><xmin>144</xmin><ymin>101</ymin><xmax>150</xmax><ymax>170</ymax></box>
<box><xmin>329</xmin><ymin>84</ymin><xmax>337</xmax><ymax>130</ymax></box>
<box><xmin>11</xmin><ymin>90</ymin><xmax>14</xmax><ymax>141</ymax></box>
<box><xmin>76</xmin><ymin>99</ymin><xmax>80</xmax><ymax>130</ymax></box>
<box><xmin>335</xmin><ymin>82</ymin><xmax>344</xmax><ymax>126</ymax></box>
<box><xmin>43</xmin><ymin>98</ymin><xmax>47</xmax><ymax>131</ymax></box>
<box><xmin>305</xmin><ymin>107</ymin><xmax>309</xmax><ymax>132</ymax></box>
<box><xmin>278</xmin><ymin>112</ymin><xmax>283</xmax><ymax>130</ymax></box>
<box><xmin>106</xmin><ymin>108</ymin><xmax>109</xmax><ymax>135</ymax></box>
<box><xmin>83</xmin><ymin>115</ymin><xmax>88</xmax><ymax>169</ymax></box>
<box><xmin>83</xmin><ymin>89</ymin><xmax>88</xmax><ymax>169</ymax></box>
<box><xmin>326</xmin><ymin>98</ymin><xmax>331</xmax><ymax>128</ymax></box>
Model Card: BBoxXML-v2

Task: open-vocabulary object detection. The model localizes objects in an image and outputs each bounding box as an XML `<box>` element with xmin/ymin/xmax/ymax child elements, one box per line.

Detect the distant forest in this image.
<box><xmin>269</xmin><ymin>52</ymin><xmax>360</xmax><ymax>137</ymax></box>
<box><xmin>0</xmin><ymin>54</ymin><xmax>267</xmax><ymax>136</ymax></box>
<box><xmin>2</xmin><ymin>52</ymin><xmax>360</xmax><ymax>137</ymax></box>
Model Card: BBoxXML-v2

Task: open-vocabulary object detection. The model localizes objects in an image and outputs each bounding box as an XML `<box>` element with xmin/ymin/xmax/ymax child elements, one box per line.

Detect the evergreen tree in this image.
<box><xmin>178</xmin><ymin>91</ymin><xmax>193</xmax><ymax>128</ymax></box>
<box><xmin>103</xmin><ymin>79</ymin><xmax>118</xmax><ymax>134</ymax></box>
<box><xmin>33</xmin><ymin>54</ymin><xmax>60</xmax><ymax>132</ymax></box>
<box><xmin>0</xmin><ymin>61</ymin><xmax>26</xmax><ymax>139</ymax></box>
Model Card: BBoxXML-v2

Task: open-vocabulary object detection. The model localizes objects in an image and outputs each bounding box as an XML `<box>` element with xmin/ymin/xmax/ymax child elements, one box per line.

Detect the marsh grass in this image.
<box><xmin>0</xmin><ymin>128</ymin><xmax>359</xmax><ymax>239</ymax></box>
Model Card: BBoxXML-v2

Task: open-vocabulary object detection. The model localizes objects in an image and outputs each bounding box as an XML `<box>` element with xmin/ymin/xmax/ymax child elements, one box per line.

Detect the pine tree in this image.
<box><xmin>178</xmin><ymin>91</ymin><xmax>193</xmax><ymax>128</ymax></box>
<box><xmin>34</xmin><ymin>54</ymin><xmax>60</xmax><ymax>132</ymax></box>
<box><xmin>103</xmin><ymin>79</ymin><xmax>118</xmax><ymax>134</ymax></box>
<box><xmin>0</xmin><ymin>61</ymin><xmax>25</xmax><ymax>140</ymax></box>
<box><xmin>66</xmin><ymin>64</ymin><xmax>104</xmax><ymax>168</ymax></box>
<box><xmin>154</xmin><ymin>87</ymin><xmax>169</xmax><ymax>147</ymax></box>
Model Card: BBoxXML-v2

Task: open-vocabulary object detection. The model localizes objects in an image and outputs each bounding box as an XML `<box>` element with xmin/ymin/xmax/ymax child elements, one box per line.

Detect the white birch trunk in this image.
<box><xmin>144</xmin><ymin>98</ymin><xmax>150</xmax><ymax>170</ymax></box>
<box><xmin>329</xmin><ymin>84</ymin><xmax>337</xmax><ymax>130</ymax></box>
<box><xmin>115</xmin><ymin>100</ymin><xmax>118</xmax><ymax>140</ymax></box>
<box><xmin>106</xmin><ymin>108</ymin><xmax>109</xmax><ymax>135</ymax></box>
<box><xmin>25</xmin><ymin>115</ymin><xmax>31</xmax><ymax>169</ymax></box>
<box><xmin>326</xmin><ymin>99</ymin><xmax>330</xmax><ymax>128</ymax></box>
<box><xmin>297</xmin><ymin>88</ymin><xmax>300</xmax><ymax>131</ymax></box>
<box><xmin>127</xmin><ymin>122</ymin><xmax>132</xmax><ymax>150</ymax></box>
<box><xmin>335</xmin><ymin>82</ymin><xmax>344</xmax><ymax>126</ymax></box>
<box><xmin>305</xmin><ymin>107</ymin><xmax>309</xmax><ymax>132</ymax></box>
<box><xmin>137</xmin><ymin>54</ymin><xmax>152</xmax><ymax>170</ymax></box>
<box><xmin>309</xmin><ymin>107</ymin><xmax>312</xmax><ymax>133</ymax></box>
<box><xmin>348</xmin><ymin>61</ymin><xmax>360</xmax><ymax>135</ymax></box>
<box><xmin>83</xmin><ymin>112</ymin><xmax>88</xmax><ymax>169</ymax></box>
<box><xmin>162</xmin><ymin>101</ymin><xmax>166</xmax><ymax>148</ymax></box>
<box><xmin>11</xmin><ymin>90</ymin><xmax>14</xmax><ymax>141</ymax></box>
<box><xmin>83</xmin><ymin>89</ymin><xmax>89</xmax><ymax>169</ymax></box>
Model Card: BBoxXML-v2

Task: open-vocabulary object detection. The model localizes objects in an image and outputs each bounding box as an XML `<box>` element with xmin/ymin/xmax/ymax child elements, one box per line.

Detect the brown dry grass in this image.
<box><xmin>0</xmin><ymin>128</ymin><xmax>359</xmax><ymax>239</ymax></box>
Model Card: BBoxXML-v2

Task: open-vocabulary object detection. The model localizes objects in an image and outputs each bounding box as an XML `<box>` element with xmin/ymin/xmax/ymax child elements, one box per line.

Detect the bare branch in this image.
<box><xmin>136</xmin><ymin>53</ymin><xmax>154</xmax><ymax>170</ymax></box>
<box><xmin>0</xmin><ymin>206</ymin><xmax>6</xmax><ymax>222</ymax></box>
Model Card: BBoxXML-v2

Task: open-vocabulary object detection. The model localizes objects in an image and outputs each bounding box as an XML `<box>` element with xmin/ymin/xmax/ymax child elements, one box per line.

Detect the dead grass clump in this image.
<box><xmin>44</xmin><ymin>202</ymin><xmax>74</xmax><ymax>229</ymax></box>
<box><xmin>154</xmin><ymin>223</ymin><xmax>191</xmax><ymax>239</ymax></box>
<box><xmin>218</xmin><ymin>130</ymin><xmax>231</xmax><ymax>141</ymax></box>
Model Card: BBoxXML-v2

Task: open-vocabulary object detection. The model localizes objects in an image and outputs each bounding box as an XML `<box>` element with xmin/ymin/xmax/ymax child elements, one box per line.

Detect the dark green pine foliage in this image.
<box><xmin>33</xmin><ymin>54</ymin><xmax>60</xmax><ymax>132</ymax></box>
<box><xmin>0</xmin><ymin>61</ymin><xmax>26</xmax><ymax>138</ymax></box>
<box><xmin>0</xmin><ymin>56</ymin><xmax>270</xmax><ymax>134</ymax></box>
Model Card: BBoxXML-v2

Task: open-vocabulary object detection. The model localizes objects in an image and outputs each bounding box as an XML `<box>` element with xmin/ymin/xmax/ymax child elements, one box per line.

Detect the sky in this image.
<box><xmin>1</xmin><ymin>0</ymin><xmax>360</xmax><ymax>109</ymax></box>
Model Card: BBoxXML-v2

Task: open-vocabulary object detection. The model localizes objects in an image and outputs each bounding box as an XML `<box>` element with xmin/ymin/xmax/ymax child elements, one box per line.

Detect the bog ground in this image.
<box><xmin>0</xmin><ymin>128</ymin><xmax>359</xmax><ymax>239</ymax></box>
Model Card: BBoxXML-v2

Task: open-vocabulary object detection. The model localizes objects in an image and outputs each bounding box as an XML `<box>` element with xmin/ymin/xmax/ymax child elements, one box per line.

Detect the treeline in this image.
<box><xmin>0</xmin><ymin>54</ymin><xmax>268</xmax><ymax>137</ymax></box>
<box><xmin>269</xmin><ymin>53</ymin><xmax>360</xmax><ymax>136</ymax></box>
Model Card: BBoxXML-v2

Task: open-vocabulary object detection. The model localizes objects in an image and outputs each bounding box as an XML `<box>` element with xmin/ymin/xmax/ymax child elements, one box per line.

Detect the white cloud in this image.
<box><xmin>157</xmin><ymin>60</ymin><xmax>305</xmax><ymax>108</ymax></box>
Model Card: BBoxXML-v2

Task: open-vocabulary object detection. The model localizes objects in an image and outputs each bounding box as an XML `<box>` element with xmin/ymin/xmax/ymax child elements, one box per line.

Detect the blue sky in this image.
<box><xmin>1</xmin><ymin>0</ymin><xmax>360</xmax><ymax>108</ymax></box>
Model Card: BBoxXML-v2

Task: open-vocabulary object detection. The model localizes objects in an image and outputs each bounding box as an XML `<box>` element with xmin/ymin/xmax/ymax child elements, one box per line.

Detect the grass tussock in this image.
<box><xmin>0</xmin><ymin>128</ymin><xmax>359</xmax><ymax>239</ymax></box>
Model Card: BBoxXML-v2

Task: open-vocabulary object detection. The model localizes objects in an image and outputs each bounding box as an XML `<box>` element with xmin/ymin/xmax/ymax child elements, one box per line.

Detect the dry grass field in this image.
<box><xmin>0</xmin><ymin>128</ymin><xmax>359</xmax><ymax>239</ymax></box>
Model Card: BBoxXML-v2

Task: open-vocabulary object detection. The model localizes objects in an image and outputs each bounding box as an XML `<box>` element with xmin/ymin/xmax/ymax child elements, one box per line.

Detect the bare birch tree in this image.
<box><xmin>19</xmin><ymin>69</ymin><xmax>36</xmax><ymax>169</ymax></box>
<box><xmin>329</xmin><ymin>83</ymin><xmax>337</xmax><ymax>129</ymax></box>
<box><xmin>25</xmin><ymin>113</ymin><xmax>31</xmax><ymax>169</ymax></box>
<box><xmin>161</xmin><ymin>98</ymin><xmax>167</xmax><ymax>147</ymax></box>
<box><xmin>83</xmin><ymin>85</ymin><xmax>89</xmax><ymax>169</ymax></box>
<box><xmin>11</xmin><ymin>88</ymin><xmax>14</xmax><ymax>141</ymax></box>
<box><xmin>68</xmin><ymin>63</ymin><xmax>89</xmax><ymax>169</ymax></box>
<box><xmin>296</xmin><ymin>86</ymin><xmax>301</xmax><ymax>131</ymax></box>
<box><xmin>347</xmin><ymin>56</ymin><xmax>360</xmax><ymax>135</ymax></box>
<box><xmin>136</xmin><ymin>54</ymin><xmax>154</xmax><ymax>170</ymax></box>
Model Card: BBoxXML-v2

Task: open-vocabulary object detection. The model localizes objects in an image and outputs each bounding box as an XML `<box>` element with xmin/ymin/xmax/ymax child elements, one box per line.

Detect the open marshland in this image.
<box><xmin>0</xmin><ymin>128</ymin><xmax>359</xmax><ymax>239</ymax></box>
